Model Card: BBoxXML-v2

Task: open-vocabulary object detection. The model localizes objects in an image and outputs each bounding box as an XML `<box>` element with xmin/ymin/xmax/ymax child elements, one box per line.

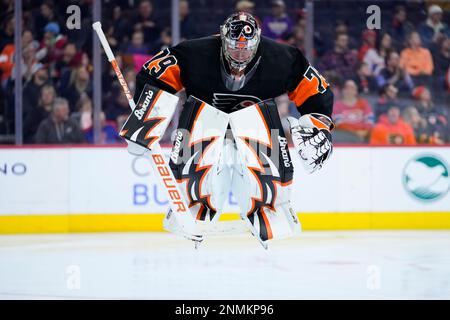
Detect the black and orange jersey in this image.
<box><xmin>135</xmin><ymin>35</ymin><xmax>333</xmax><ymax>116</ymax></box>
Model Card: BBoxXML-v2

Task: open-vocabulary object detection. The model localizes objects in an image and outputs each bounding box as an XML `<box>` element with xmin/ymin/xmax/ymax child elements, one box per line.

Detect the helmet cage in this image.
<box><xmin>220</xmin><ymin>13</ymin><xmax>261</xmax><ymax>71</ymax></box>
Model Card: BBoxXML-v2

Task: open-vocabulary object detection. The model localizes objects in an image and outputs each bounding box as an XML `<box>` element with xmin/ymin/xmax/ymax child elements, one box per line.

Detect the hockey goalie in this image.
<box><xmin>102</xmin><ymin>12</ymin><xmax>334</xmax><ymax>249</ymax></box>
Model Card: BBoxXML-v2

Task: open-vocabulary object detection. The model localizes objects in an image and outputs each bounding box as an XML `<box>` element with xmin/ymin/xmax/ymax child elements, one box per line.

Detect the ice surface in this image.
<box><xmin>0</xmin><ymin>231</ymin><xmax>449</xmax><ymax>299</ymax></box>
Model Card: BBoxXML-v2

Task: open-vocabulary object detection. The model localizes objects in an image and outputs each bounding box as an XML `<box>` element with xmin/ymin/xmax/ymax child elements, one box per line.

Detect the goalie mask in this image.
<box><xmin>220</xmin><ymin>12</ymin><xmax>261</xmax><ymax>91</ymax></box>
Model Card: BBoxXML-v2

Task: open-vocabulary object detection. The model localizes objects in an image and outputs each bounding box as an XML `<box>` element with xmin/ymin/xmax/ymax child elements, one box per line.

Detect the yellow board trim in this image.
<box><xmin>1</xmin><ymin>212</ymin><xmax>450</xmax><ymax>234</ymax></box>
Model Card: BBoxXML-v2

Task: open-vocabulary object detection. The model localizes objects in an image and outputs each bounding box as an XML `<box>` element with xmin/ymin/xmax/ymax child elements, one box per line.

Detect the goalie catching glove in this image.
<box><xmin>288</xmin><ymin>113</ymin><xmax>334</xmax><ymax>174</ymax></box>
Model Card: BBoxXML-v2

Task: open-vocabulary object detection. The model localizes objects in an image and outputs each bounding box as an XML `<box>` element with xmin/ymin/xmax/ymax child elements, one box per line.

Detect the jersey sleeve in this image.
<box><xmin>286</xmin><ymin>48</ymin><xmax>334</xmax><ymax>117</ymax></box>
<box><xmin>135</xmin><ymin>47</ymin><xmax>184</xmax><ymax>101</ymax></box>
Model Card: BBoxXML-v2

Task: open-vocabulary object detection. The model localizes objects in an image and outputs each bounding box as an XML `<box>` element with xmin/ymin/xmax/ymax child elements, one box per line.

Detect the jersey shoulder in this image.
<box><xmin>171</xmin><ymin>35</ymin><xmax>221</xmax><ymax>61</ymax></box>
<box><xmin>175</xmin><ymin>35</ymin><xmax>221</xmax><ymax>49</ymax></box>
<box><xmin>258</xmin><ymin>36</ymin><xmax>311</xmax><ymax>94</ymax></box>
<box><xmin>258</xmin><ymin>37</ymin><xmax>331</xmax><ymax>111</ymax></box>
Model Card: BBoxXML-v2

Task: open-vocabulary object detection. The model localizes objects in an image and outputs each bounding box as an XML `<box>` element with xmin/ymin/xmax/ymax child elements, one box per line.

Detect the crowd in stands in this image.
<box><xmin>0</xmin><ymin>0</ymin><xmax>449</xmax><ymax>145</ymax></box>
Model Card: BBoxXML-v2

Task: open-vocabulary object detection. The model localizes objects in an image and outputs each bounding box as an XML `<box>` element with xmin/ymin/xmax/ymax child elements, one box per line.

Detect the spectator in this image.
<box><xmin>388</xmin><ymin>5</ymin><xmax>414</xmax><ymax>48</ymax></box>
<box><xmin>358</xmin><ymin>29</ymin><xmax>377</xmax><ymax>61</ymax></box>
<box><xmin>0</xmin><ymin>40</ymin><xmax>14</xmax><ymax>88</ymax></box>
<box><xmin>23</xmin><ymin>84</ymin><xmax>56</xmax><ymax>143</ymax></box>
<box><xmin>20</xmin><ymin>31</ymin><xmax>41</xmax><ymax>83</ymax></box>
<box><xmin>412</xmin><ymin>86</ymin><xmax>440</xmax><ymax>113</ymax></box>
<box><xmin>446</xmin><ymin>67</ymin><xmax>450</xmax><ymax>93</ymax></box>
<box><xmin>103</xmin><ymin>22</ymin><xmax>120</xmax><ymax>54</ymax></box>
<box><xmin>295</xmin><ymin>12</ymin><xmax>325</xmax><ymax>56</ymax></box>
<box><xmin>151</xmin><ymin>28</ymin><xmax>172</xmax><ymax>53</ymax></box>
<box><xmin>412</xmin><ymin>85</ymin><xmax>449</xmax><ymax>143</ymax></box>
<box><xmin>21</xmin><ymin>29</ymin><xmax>39</xmax><ymax>51</ymax></box>
<box><xmin>290</xmin><ymin>25</ymin><xmax>305</xmax><ymax>51</ymax></box>
<box><xmin>110</xmin><ymin>5</ymin><xmax>131</xmax><ymax>45</ymax></box>
<box><xmin>179</xmin><ymin>0</ymin><xmax>198</xmax><ymax>40</ymax></box>
<box><xmin>124</xmin><ymin>31</ymin><xmax>150</xmax><ymax>55</ymax></box>
<box><xmin>432</xmin><ymin>36</ymin><xmax>450</xmax><ymax>86</ymax></box>
<box><xmin>370</xmin><ymin>106</ymin><xmax>416</xmax><ymax>145</ymax></box>
<box><xmin>236</xmin><ymin>0</ymin><xmax>256</xmax><ymax>15</ymax></box>
<box><xmin>363</xmin><ymin>33</ymin><xmax>393</xmax><ymax>76</ymax></box>
<box><xmin>35</xmin><ymin>97</ymin><xmax>85</xmax><ymax>144</ymax></box>
<box><xmin>375</xmin><ymin>84</ymin><xmax>403</xmax><ymax>119</ymax></box>
<box><xmin>105</xmin><ymin>88</ymin><xmax>133</xmax><ymax>123</ymax></box>
<box><xmin>84</xmin><ymin>112</ymin><xmax>120</xmax><ymax>144</ymax></box>
<box><xmin>54</xmin><ymin>42</ymin><xmax>82</xmax><ymax>80</ymax></box>
<box><xmin>424</xmin><ymin>114</ymin><xmax>448</xmax><ymax>144</ymax></box>
<box><xmin>0</xmin><ymin>15</ymin><xmax>14</xmax><ymax>52</ymax></box>
<box><xmin>21</xmin><ymin>45</ymin><xmax>37</xmax><ymax>84</ymax></box>
<box><xmin>235</xmin><ymin>1</ymin><xmax>261</xmax><ymax>29</ymax></box>
<box><xmin>0</xmin><ymin>29</ymin><xmax>40</xmax><ymax>87</ymax></box>
<box><xmin>37</xmin><ymin>22</ymin><xmax>67</xmax><ymax>67</ymax></box>
<box><xmin>134</xmin><ymin>0</ymin><xmax>160</xmax><ymax>45</ymax></box>
<box><xmin>61</xmin><ymin>66</ymin><xmax>92</xmax><ymax>113</ymax></box>
<box><xmin>417</xmin><ymin>4</ymin><xmax>450</xmax><ymax>49</ymax></box>
<box><xmin>22</xmin><ymin>64</ymin><xmax>49</xmax><ymax>116</ymax></box>
<box><xmin>334</xmin><ymin>19</ymin><xmax>348</xmax><ymax>35</ymax></box>
<box><xmin>332</xmin><ymin>20</ymin><xmax>357</xmax><ymax>50</ymax></box>
<box><xmin>262</xmin><ymin>0</ymin><xmax>293</xmax><ymax>41</ymax></box>
<box><xmin>319</xmin><ymin>33</ymin><xmax>358</xmax><ymax>79</ymax></box>
<box><xmin>124</xmin><ymin>68</ymin><xmax>137</xmax><ymax>97</ymax></box>
<box><xmin>400</xmin><ymin>31</ymin><xmax>434</xmax><ymax>78</ymax></box>
<box><xmin>332</xmin><ymin>80</ymin><xmax>374</xmax><ymax>142</ymax></box>
<box><xmin>402</xmin><ymin>106</ymin><xmax>429</xmax><ymax>144</ymax></box>
<box><xmin>377</xmin><ymin>50</ymin><xmax>414</xmax><ymax>93</ymax></box>
<box><xmin>70</xmin><ymin>96</ymin><xmax>93</xmax><ymax>131</ymax></box>
<box><xmin>352</xmin><ymin>62</ymin><xmax>377</xmax><ymax>95</ymax></box>
<box><xmin>33</xmin><ymin>1</ymin><xmax>62</xmax><ymax>41</ymax></box>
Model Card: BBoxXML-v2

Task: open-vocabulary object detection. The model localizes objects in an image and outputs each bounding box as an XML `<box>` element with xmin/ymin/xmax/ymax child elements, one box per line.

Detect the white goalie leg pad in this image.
<box><xmin>163</xmin><ymin>136</ymin><xmax>242</xmax><ymax>239</ymax></box>
<box><xmin>229</xmin><ymin>148</ymin><xmax>300</xmax><ymax>242</ymax></box>
<box><xmin>229</xmin><ymin>101</ymin><xmax>301</xmax><ymax>244</ymax></box>
<box><xmin>164</xmin><ymin>99</ymin><xmax>232</xmax><ymax>238</ymax></box>
<box><xmin>176</xmin><ymin>101</ymin><xmax>230</xmax><ymax>221</ymax></box>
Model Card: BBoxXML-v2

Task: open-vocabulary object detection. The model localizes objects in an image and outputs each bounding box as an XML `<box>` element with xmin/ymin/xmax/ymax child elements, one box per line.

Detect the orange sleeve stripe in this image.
<box><xmin>288</xmin><ymin>75</ymin><xmax>329</xmax><ymax>107</ymax></box>
<box><xmin>146</xmin><ymin>58</ymin><xmax>183</xmax><ymax>92</ymax></box>
<box><xmin>158</xmin><ymin>64</ymin><xmax>183</xmax><ymax>92</ymax></box>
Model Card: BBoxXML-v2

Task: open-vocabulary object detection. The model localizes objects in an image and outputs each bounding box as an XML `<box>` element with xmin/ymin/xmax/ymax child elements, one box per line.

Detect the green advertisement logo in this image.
<box><xmin>403</xmin><ymin>154</ymin><xmax>450</xmax><ymax>202</ymax></box>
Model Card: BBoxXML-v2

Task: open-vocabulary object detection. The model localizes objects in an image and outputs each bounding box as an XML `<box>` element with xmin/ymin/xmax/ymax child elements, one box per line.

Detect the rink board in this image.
<box><xmin>1</xmin><ymin>146</ymin><xmax>450</xmax><ymax>233</ymax></box>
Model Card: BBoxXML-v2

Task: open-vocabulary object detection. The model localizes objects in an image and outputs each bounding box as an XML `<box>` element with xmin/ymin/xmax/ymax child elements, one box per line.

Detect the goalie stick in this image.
<box><xmin>92</xmin><ymin>22</ymin><xmax>250</xmax><ymax>243</ymax></box>
<box><xmin>92</xmin><ymin>21</ymin><xmax>197</xmax><ymax>234</ymax></box>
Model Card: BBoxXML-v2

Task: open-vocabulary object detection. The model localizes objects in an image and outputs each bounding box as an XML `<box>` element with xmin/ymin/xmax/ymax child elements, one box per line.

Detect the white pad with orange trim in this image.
<box><xmin>163</xmin><ymin>96</ymin><xmax>242</xmax><ymax>239</ymax></box>
<box><xmin>161</xmin><ymin>96</ymin><xmax>302</xmax><ymax>246</ymax></box>
<box><xmin>229</xmin><ymin>100</ymin><xmax>301</xmax><ymax>245</ymax></box>
<box><xmin>174</xmin><ymin>98</ymin><xmax>231</xmax><ymax>222</ymax></box>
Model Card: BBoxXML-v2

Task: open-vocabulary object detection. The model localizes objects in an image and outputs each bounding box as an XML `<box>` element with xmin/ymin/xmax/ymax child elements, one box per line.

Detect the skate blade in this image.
<box><xmin>241</xmin><ymin>217</ymin><xmax>269</xmax><ymax>250</ymax></box>
<box><xmin>193</xmin><ymin>239</ymin><xmax>203</xmax><ymax>250</ymax></box>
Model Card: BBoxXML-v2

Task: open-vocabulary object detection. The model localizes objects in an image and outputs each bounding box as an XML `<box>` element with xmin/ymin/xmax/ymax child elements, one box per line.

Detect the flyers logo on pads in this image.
<box><xmin>212</xmin><ymin>93</ymin><xmax>262</xmax><ymax>112</ymax></box>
